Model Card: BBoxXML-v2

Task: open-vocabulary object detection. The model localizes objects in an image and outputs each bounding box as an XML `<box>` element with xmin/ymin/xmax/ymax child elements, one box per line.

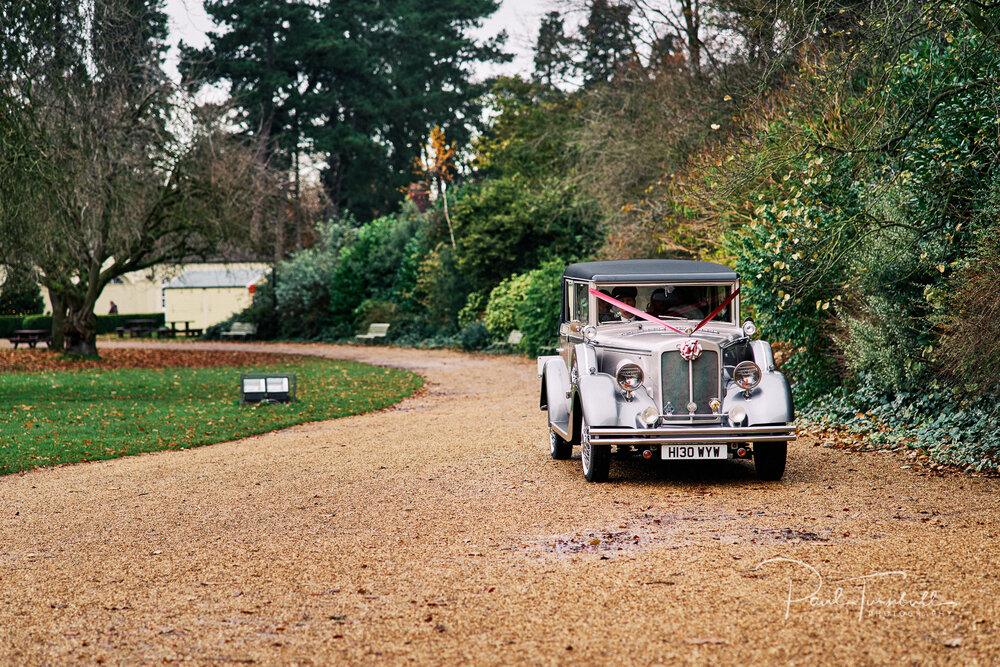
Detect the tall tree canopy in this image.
<box><xmin>185</xmin><ymin>0</ymin><xmax>510</xmax><ymax>221</ymax></box>
<box><xmin>580</xmin><ymin>0</ymin><xmax>637</xmax><ymax>84</ymax></box>
<box><xmin>534</xmin><ymin>11</ymin><xmax>575</xmax><ymax>86</ymax></box>
<box><xmin>0</xmin><ymin>0</ymin><xmax>277</xmax><ymax>355</ymax></box>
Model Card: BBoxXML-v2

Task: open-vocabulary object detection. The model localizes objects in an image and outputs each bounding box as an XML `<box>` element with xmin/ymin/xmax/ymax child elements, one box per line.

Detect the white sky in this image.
<box><xmin>163</xmin><ymin>0</ymin><xmax>553</xmax><ymax>83</ymax></box>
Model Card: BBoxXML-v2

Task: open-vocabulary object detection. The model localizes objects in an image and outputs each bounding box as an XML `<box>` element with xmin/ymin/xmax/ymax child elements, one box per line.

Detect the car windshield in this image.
<box><xmin>595</xmin><ymin>284</ymin><xmax>734</xmax><ymax>325</ymax></box>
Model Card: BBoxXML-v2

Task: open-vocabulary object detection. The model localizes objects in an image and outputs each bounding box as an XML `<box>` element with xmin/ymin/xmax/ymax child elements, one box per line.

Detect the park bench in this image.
<box><xmin>220</xmin><ymin>321</ymin><xmax>257</xmax><ymax>340</ymax></box>
<box><xmin>355</xmin><ymin>322</ymin><xmax>390</xmax><ymax>341</ymax></box>
<box><xmin>8</xmin><ymin>329</ymin><xmax>52</xmax><ymax>349</ymax></box>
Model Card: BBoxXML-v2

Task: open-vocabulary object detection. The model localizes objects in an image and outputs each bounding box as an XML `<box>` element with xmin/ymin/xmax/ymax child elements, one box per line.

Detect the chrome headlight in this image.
<box><xmin>742</xmin><ymin>319</ymin><xmax>757</xmax><ymax>337</ymax></box>
<box><xmin>733</xmin><ymin>361</ymin><xmax>761</xmax><ymax>390</ymax></box>
<box><xmin>615</xmin><ymin>362</ymin><xmax>644</xmax><ymax>393</ymax></box>
<box><xmin>582</xmin><ymin>325</ymin><xmax>597</xmax><ymax>342</ymax></box>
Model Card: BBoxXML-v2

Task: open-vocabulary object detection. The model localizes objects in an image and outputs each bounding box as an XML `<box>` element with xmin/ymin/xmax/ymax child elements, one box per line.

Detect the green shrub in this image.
<box><xmin>482</xmin><ymin>272</ymin><xmax>529</xmax><ymax>338</ymax></box>
<box><xmin>512</xmin><ymin>259</ymin><xmax>564</xmax><ymax>356</ymax></box>
<box><xmin>21</xmin><ymin>315</ymin><xmax>52</xmax><ymax>331</ymax></box>
<box><xmin>457</xmin><ymin>291</ymin><xmax>488</xmax><ymax>328</ymax></box>
<box><xmin>447</xmin><ymin>176</ymin><xmax>600</xmax><ymax>296</ymax></box>
<box><xmin>328</xmin><ymin>208</ymin><xmax>425</xmax><ymax>337</ymax></box>
<box><xmin>0</xmin><ymin>315</ymin><xmax>24</xmax><ymax>337</ymax></box>
<box><xmin>384</xmin><ymin>314</ymin><xmax>439</xmax><ymax>346</ymax></box>
<box><xmin>96</xmin><ymin>313</ymin><xmax>165</xmax><ymax>335</ymax></box>
<box><xmin>457</xmin><ymin>322</ymin><xmax>491</xmax><ymax>351</ymax></box>
<box><xmin>272</xmin><ymin>219</ymin><xmax>354</xmax><ymax>339</ymax></box>
<box><xmin>483</xmin><ymin>258</ymin><xmax>566</xmax><ymax>357</ymax></box>
<box><xmin>412</xmin><ymin>245</ymin><xmax>468</xmax><ymax>332</ymax></box>
<box><xmin>17</xmin><ymin>313</ymin><xmax>166</xmax><ymax>336</ymax></box>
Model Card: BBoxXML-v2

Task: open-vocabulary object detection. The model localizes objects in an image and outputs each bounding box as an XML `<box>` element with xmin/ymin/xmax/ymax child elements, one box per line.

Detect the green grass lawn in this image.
<box><xmin>0</xmin><ymin>356</ymin><xmax>423</xmax><ymax>475</ymax></box>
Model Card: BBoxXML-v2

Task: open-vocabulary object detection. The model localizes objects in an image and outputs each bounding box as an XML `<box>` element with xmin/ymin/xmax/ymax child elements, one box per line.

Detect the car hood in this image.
<box><xmin>593</xmin><ymin>323</ymin><xmax>744</xmax><ymax>352</ymax></box>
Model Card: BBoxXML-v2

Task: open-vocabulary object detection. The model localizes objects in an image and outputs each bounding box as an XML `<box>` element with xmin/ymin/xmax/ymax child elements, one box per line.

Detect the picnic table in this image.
<box><xmin>167</xmin><ymin>321</ymin><xmax>203</xmax><ymax>338</ymax></box>
<box><xmin>8</xmin><ymin>329</ymin><xmax>52</xmax><ymax>349</ymax></box>
<box><xmin>115</xmin><ymin>319</ymin><xmax>159</xmax><ymax>338</ymax></box>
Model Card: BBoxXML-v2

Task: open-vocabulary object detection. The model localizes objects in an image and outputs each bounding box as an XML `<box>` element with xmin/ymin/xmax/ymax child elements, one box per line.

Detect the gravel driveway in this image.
<box><xmin>1</xmin><ymin>341</ymin><xmax>998</xmax><ymax>664</ymax></box>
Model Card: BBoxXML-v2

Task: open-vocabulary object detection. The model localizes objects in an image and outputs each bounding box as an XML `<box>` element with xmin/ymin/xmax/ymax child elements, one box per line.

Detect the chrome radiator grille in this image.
<box><xmin>661</xmin><ymin>350</ymin><xmax>720</xmax><ymax>414</ymax></box>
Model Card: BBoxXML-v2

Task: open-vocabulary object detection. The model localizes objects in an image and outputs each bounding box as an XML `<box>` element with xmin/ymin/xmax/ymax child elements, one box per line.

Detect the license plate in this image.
<box><xmin>661</xmin><ymin>445</ymin><xmax>728</xmax><ymax>460</ymax></box>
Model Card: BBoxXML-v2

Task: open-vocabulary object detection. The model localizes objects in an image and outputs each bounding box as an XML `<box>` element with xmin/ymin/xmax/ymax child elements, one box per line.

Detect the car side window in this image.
<box><xmin>572</xmin><ymin>283</ymin><xmax>589</xmax><ymax>324</ymax></box>
<box><xmin>563</xmin><ymin>280</ymin><xmax>572</xmax><ymax>322</ymax></box>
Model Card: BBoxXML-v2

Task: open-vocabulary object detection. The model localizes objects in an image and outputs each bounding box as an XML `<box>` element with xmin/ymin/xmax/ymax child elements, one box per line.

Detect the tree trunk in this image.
<box><xmin>681</xmin><ymin>0</ymin><xmax>701</xmax><ymax>78</ymax></box>
<box><xmin>64</xmin><ymin>296</ymin><xmax>99</xmax><ymax>356</ymax></box>
<box><xmin>48</xmin><ymin>288</ymin><xmax>67</xmax><ymax>352</ymax></box>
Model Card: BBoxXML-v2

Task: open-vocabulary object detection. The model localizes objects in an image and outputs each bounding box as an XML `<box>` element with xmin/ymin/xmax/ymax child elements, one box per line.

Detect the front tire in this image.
<box><xmin>549</xmin><ymin>429</ymin><xmax>572</xmax><ymax>460</ymax></box>
<box><xmin>753</xmin><ymin>442</ymin><xmax>787</xmax><ymax>481</ymax></box>
<box><xmin>580</xmin><ymin>417</ymin><xmax>610</xmax><ymax>482</ymax></box>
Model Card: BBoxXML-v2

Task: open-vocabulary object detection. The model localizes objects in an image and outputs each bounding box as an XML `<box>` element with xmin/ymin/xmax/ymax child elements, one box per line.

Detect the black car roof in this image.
<box><xmin>563</xmin><ymin>259</ymin><xmax>738</xmax><ymax>282</ymax></box>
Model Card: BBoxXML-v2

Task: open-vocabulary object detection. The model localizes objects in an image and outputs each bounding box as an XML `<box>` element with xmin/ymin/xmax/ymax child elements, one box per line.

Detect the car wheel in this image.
<box><xmin>549</xmin><ymin>429</ymin><xmax>572</xmax><ymax>460</ymax></box>
<box><xmin>753</xmin><ymin>442</ymin><xmax>787</xmax><ymax>481</ymax></box>
<box><xmin>580</xmin><ymin>416</ymin><xmax>610</xmax><ymax>482</ymax></box>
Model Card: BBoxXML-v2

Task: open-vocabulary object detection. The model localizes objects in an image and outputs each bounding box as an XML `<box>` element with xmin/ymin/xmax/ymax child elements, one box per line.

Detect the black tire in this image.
<box><xmin>549</xmin><ymin>429</ymin><xmax>572</xmax><ymax>460</ymax></box>
<box><xmin>753</xmin><ymin>442</ymin><xmax>787</xmax><ymax>481</ymax></box>
<box><xmin>580</xmin><ymin>417</ymin><xmax>611</xmax><ymax>482</ymax></box>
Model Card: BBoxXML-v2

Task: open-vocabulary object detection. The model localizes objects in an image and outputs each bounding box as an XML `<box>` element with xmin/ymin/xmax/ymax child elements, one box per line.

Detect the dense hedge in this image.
<box><xmin>20</xmin><ymin>315</ymin><xmax>50</xmax><ymax>331</ymax></box>
<box><xmin>481</xmin><ymin>258</ymin><xmax>565</xmax><ymax>356</ymax></box>
<box><xmin>96</xmin><ymin>313</ymin><xmax>165</xmax><ymax>334</ymax></box>
<box><xmin>0</xmin><ymin>316</ymin><xmax>23</xmax><ymax>338</ymax></box>
<box><xmin>15</xmin><ymin>313</ymin><xmax>166</xmax><ymax>336</ymax></box>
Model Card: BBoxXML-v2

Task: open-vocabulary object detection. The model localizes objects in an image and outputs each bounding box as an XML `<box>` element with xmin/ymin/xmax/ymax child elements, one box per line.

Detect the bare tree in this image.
<box><xmin>0</xmin><ymin>0</ymin><xmax>280</xmax><ymax>355</ymax></box>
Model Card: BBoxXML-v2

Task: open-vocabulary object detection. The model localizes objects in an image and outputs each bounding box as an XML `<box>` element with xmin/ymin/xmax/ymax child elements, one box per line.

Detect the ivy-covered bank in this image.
<box><xmin>712</xmin><ymin>28</ymin><xmax>1000</xmax><ymax>473</ymax></box>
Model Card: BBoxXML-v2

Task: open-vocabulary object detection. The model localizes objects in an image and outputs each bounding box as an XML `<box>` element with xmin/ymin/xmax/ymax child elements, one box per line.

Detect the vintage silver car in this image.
<box><xmin>538</xmin><ymin>259</ymin><xmax>795</xmax><ymax>482</ymax></box>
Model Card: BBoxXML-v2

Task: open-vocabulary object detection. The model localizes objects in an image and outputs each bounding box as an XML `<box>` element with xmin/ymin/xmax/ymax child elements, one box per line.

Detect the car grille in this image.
<box><xmin>661</xmin><ymin>350</ymin><xmax>720</xmax><ymax>415</ymax></box>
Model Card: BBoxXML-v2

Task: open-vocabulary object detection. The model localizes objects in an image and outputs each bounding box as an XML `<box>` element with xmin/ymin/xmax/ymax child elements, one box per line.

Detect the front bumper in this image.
<box><xmin>587</xmin><ymin>424</ymin><xmax>796</xmax><ymax>446</ymax></box>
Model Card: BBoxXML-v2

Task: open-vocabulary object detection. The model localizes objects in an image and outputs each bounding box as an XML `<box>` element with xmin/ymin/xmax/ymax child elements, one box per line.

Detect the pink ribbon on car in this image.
<box><xmin>589</xmin><ymin>288</ymin><xmax>686</xmax><ymax>334</ymax></box>
<box><xmin>589</xmin><ymin>287</ymin><xmax>741</xmax><ymax>336</ymax></box>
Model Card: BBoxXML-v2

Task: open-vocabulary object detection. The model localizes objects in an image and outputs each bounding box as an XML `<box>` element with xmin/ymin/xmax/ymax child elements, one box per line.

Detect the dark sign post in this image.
<box><xmin>240</xmin><ymin>373</ymin><xmax>297</xmax><ymax>404</ymax></box>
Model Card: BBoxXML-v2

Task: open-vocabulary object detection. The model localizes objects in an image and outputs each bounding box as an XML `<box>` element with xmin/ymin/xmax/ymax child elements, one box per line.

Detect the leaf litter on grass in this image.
<box><xmin>0</xmin><ymin>349</ymin><xmax>423</xmax><ymax>474</ymax></box>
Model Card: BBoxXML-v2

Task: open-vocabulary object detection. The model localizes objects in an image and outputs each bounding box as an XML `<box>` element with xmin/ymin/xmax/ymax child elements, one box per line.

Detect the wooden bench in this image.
<box><xmin>8</xmin><ymin>329</ymin><xmax>52</xmax><ymax>349</ymax></box>
<box><xmin>355</xmin><ymin>322</ymin><xmax>390</xmax><ymax>341</ymax></box>
<box><xmin>220</xmin><ymin>322</ymin><xmax>257</xmax><ymax>340</ymax></box>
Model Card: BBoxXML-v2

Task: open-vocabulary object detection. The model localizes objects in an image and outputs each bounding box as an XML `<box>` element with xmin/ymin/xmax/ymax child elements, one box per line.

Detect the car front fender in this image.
<box><xmin>539</xmin><ymin>356</ymin><xmax>571</xmax><ymax>428</ymax></box>
<box><xmin>575</xmin><ymin>375</ymin><xmax>658</xmax><ymax>430</ymax></box>
<box><xmin>723</xmin><ymin>371</ymin><xmax>795</xmax><ymax>425</ymax></box>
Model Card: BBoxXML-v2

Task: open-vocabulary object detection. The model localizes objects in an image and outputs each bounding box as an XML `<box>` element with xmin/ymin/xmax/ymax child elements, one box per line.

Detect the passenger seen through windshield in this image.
<box><xmin>596</xmin><ymin>284</ymin><xmax>733</xmax><ymax>324</ymax></box>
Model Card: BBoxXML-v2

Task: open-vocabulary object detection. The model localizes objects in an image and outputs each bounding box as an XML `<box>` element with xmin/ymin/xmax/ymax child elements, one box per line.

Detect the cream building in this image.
<box><xmin>162</xmin><ymin>266</ymin><xmax>268</xmax><ymax>331</ymax></box>
<box><xmin>42</xmin><ymin>262</ymin><xmax>269</xmax><ymax>331</ymax></box>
